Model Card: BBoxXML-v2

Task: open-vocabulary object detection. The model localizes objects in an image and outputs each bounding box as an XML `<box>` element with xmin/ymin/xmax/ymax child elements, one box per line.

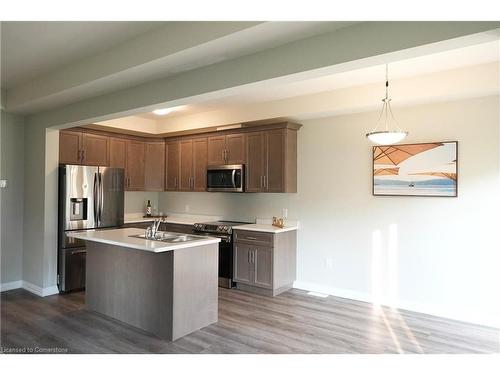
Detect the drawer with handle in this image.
<box><xmin>233</xmin><ymin>229</ymin><xmax>274</xmax><ymax>246</ymax></box>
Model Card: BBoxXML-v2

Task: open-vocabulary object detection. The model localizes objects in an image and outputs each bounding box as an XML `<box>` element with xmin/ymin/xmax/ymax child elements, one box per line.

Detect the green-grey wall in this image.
<box><xmin>1</xmin><ymin>111</ymin><xmax>25</xmax><ymax>284</ymax></box>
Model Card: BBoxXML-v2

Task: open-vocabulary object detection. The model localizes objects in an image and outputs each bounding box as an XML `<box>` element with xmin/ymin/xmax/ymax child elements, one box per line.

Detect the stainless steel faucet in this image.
<box><xmin>146</xmin><ymin>218</ymin><xmax>166</xmax><ymax>239</ymax></box>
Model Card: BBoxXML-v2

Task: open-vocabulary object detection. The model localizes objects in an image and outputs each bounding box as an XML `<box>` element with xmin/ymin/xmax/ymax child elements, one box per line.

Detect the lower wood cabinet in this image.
<box><xmin>233</xmin><ymin>229</ymin><xmax>297</xmax><ymax>297</ymax></box>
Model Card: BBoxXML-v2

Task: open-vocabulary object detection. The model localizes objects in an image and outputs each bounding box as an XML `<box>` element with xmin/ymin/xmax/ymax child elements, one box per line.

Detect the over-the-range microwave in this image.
<box><xmin>207</xmin><ymin>164</ymin><xmax>244</xmax><ymax>192</ymax></box>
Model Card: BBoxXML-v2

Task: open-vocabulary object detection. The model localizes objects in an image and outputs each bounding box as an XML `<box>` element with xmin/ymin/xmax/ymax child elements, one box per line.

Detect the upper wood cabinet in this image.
<box><xmin>179</xmin><ymin>139</ymin><xmax>194</xmax><ymax>191</ymax></box>
<box><xmin>245</xmin><ymin>132</ymin><xmax>265</xmax><ymax>193</ymax></box>
<box><xmin>245</xmin><ymin>128</ymin><xmax>297</xmax><ymax>193</ymax></box>
<box><xmin>59</xmin><ymin>121</ymin><xmax>299</xmax><ymax>194</ymax></box>
<box><xmin>59</xmin><ymin>130</ymin><xmax>82</xmax><ymax>164</ymax></box>
<box><xmin>176</xmin><ymin>137</ymin><xmax>208</xmax><ymax>192</ymax></box>
<box><xmin>144</xmin><ymin>141</ymin><xmax>165</xmax><ymax>191</ymax></box>
<box><xmin>207</xmin><ymin>133</ymin><xmax>245</xmax><ymax>165</ymax></box>
<box><xmin>192</xmin><ymin>138</ymin><xmax>208</xmax><ymax>191</ymax></box>
<box><xmin>125</xmin><ymin>140</ymin><xmax>145</xmax><ymax>191</ymax></box>
<box><xmin>165</xmin><ymin>141</ymin><xmax>180</xmax><ymax>191</ymax></box>
<box><xmin>109</xmin><ymin>137</ymin><xmax>127</xmax><ymax>168</ymax></box>
<box><xmin>82</xmin><ymin>133</ymin><xmax>109</xmax><ymax>166</ymax></box>
<box><xmin>59</xmin><ymin>130</ymin><xmax>109</xmax><ymax>166</ymax></box>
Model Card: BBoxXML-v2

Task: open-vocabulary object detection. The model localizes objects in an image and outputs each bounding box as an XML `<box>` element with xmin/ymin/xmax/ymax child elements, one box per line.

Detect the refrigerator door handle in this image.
<box><xmin>98</xmin><ymin>172</ymin><xmax>104</xmax><ymax>225</ymax></box>
<box><xmin>93</xmin><ymin>172</ymin><xmax>99</xmax><ymax>225</ymax></box>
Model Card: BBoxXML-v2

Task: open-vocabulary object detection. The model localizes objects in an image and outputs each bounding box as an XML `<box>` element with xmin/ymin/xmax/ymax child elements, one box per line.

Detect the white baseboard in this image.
<box><xmin>1</xmin><ymin>280</ymin><xmax>59</xmax><ymax>297</ymax></box>
<box><xmin>1</xmin><ymin>280</ymin><xmax>23</xmax><ymax>292</ymax></box>
<box><xmin>41</xmin><ymin>285</ymin><xmax>59</xmax><ymax>296</ymax></box>
<box><xmin>21</xmin><ymin>281</ymin><xmax>44</xmax><ymax>296</ymax></box>
<box><xmin>293</xmin><ymin>280</ymin><xmax>500</xmax><ymax>329</ymax></box>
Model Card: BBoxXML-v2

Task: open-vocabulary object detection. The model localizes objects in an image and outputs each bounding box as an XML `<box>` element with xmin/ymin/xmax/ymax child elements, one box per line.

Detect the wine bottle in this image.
<box><xmin>146</xmin><ymin>200</ymin><xmax>152</xmax><ymax>217</ymax></box>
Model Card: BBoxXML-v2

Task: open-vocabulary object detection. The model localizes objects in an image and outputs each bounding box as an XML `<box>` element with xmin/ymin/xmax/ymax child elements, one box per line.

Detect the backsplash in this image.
<box><xmin>158</xmin><ymin>191</ymin><xmax>298</xmax><ymax>222</ymax></box>
<box><xmin>124</xmin><ymin>192</ymin><xmax>160</xmax><ymax>216</ymax></box>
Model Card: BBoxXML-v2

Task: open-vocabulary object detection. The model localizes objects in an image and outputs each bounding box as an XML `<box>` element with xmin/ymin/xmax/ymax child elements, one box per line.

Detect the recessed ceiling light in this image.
<box><xmin>153</xmin><ymin>108</ymin><xmax>173</xmax><ymax>116</ymax></box>
<box><xmin>152</xmin><ymin>105</ymin><xmax>186</xmax><ymax>116</ymax></box>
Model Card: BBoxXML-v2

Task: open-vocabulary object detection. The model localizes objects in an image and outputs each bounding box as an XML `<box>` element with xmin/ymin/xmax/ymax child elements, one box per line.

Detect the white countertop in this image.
<box><xmin>67</xmin><ymin>228</ymin><xmax>220</xmax><ymax>253</ymax></box>
<box><xmin>232</xmin><ymin>223</ymin><xmax>298</xmax><ymax>233</ymax></box>
<box><xmin>124</xmin><ymin>214</ymin><xmax>223</xmax><ymax>226</ymax></box>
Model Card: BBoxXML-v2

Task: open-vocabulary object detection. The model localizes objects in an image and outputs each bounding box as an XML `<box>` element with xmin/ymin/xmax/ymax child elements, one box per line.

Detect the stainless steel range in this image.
<box><xmin>193</xmin><ymin>220</ymin><xmax>250</xmax><ymax>288</ymax></box>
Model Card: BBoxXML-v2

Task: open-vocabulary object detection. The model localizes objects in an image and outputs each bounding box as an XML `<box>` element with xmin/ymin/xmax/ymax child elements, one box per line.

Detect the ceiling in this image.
<box><xmin>1</xmin><ymin>21</ymin><xmax>164</xmax><ymax>88</ymax></box>
<box><xmin>1</xmin><ymin>21</ymin><xmax>356</xmax><ymax>113</ymax></box>
<box><xmin>127</xmin><ymin>40</ymin><xmax>500</xmax><ymax>123</ymax></box>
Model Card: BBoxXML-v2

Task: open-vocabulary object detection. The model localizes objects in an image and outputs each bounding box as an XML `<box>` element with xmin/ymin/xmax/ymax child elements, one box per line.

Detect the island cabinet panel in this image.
<box><xmin>245</xmin><ymin>128</ymin><xmax>297</xmax><ymax>193</ymax></box>
<box><xmin>192</xmin><ymin>138</ymin><xmax>208</xmax><ymax>191</ymax></box>
<box><xmin>81</xmin><ymin>133</ymin><xmax>109</xmax><ymax>166</ymax></box>
<box><xmin>233</xmin><ymin>229</ymin><xmax>297</xmax><ymax>297</ymax></box>
<box><xmin>179</xmin><ymin>139</ymin><xmax>194</xmax><ymax>191</ymax></box>
<box><xmin>207</xmin><ymin>133</ymin><xmax>245</xmax><ymax>165</ymax></box>
<box><xmin>59</xmin><ymin>130</ymin><xmax>82</xmax><ymax>164</ymax></box>
<box><xmin>109</xmin><ymin>137</ymin><xmax>127</xmax><ymax>168</ymax></box>
<box><xmin>85</xmin><ymin>241</ymin><xmax>218</xmax><ymax>341</ymax></box>
<box><xmin>165</xmin><ymin>141</ymin><xmax>180</xmax><ymax>191</ymax></box>
<box><xmin>245</xmin><ymin>131</ymin><xmax>265</xmax><ymax>192</ymax></box>
<box><xmin>144</xmin><ymin>141</ymin><xmax>165</xmax><ymax>191</ymax></box>
<box><xmin>125</xmin><ymin>140</ymin><xmax>145</xmax><ymax>191</ymax></box>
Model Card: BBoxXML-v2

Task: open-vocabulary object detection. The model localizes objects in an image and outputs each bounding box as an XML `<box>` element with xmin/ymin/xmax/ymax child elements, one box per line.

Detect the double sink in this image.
<box><xmin>129</xmin><ymin>232</ymin><xmax>207</xmax><ymax>243</ymax></box>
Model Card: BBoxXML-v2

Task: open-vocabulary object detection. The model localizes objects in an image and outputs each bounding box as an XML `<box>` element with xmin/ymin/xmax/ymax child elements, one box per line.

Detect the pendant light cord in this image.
<box><xmin>370</xmin><ymin>63</ymin><xmax>404</xmax><ymax>133</ymax></box>
<box><xmin>385</xmin><ymin>64</ymin><xmax>389</xmax><ymax>100</ymax></box>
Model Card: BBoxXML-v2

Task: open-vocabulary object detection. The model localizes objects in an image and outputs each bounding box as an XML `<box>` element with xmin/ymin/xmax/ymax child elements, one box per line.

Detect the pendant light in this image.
<box><xmin>366</xmin><ymin>64</ymin><xmax>408</xmax><ymax>145</ymax></box>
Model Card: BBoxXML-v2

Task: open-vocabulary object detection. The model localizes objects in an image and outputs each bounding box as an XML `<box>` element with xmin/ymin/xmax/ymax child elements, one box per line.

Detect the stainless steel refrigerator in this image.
<box><xmin>58</xmin><ymin>165</ymin><xmax>124</xmax><ymax>292</ymax></box>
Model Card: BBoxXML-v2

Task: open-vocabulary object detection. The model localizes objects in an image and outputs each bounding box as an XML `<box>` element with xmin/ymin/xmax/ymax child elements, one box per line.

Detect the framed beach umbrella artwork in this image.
<box><xmin>372</xmin><ymin>141</ymin><xmax>458</xmax><ymax>197</ymax></box>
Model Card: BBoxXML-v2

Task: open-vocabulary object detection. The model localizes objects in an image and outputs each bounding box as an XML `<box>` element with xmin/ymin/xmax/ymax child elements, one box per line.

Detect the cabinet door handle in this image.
<box><xmin>263</xmin><ymin>175</ymin><xmax>267</xmax><ymax>189</ymax></box>
<box><xmin>246</xmin><ymin>236</ymin><xmax>258</xmax><ymax>240</ymax></box>
<box><xmin>251</xmin><ymin>250</ymin><xmax>255</xmax><ymax>264</ymax></box>
<box><xmin>224</xmin><ymin>149</ymin><xmax>228</xmax><ymax>163</ymax></box>
<box><xmin>81</xmin><ymin>150</ymin><xmax>85</xmax><ymax>162</ymax></box>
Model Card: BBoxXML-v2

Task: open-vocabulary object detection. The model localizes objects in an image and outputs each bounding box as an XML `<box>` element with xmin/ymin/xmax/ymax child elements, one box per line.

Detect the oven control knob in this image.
<box><xmin>217</xmin><ymin>226</ymin><xmax>223</xmax><ymax>232</ymax></box>
<box><xmin>223</xmin><ymin>226</ymin><xmax>229</xmax><ymax>231</ymax></box>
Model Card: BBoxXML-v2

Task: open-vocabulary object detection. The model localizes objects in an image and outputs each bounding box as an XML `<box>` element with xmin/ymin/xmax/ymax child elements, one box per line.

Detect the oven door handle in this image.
<box><xmin>196</xmin><ymin>232</ymin><xmax>231</xmax><ymax>242</ymax></box>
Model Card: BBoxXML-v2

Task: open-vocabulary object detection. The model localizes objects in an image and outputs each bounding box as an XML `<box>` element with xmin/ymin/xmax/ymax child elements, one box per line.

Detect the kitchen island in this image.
<box><xmin>67</xmin><ymin>228</ymin><xmax>220</xmax><ymax>341</ymax></box>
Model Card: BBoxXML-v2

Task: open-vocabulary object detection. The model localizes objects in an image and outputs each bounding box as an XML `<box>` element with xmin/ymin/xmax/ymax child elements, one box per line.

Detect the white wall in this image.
<box><xmin>159</xmin><ymin>96</ymin><xmax>500</xmax><ymax>327</ymax></box>
<box><xmin>0</xmin><ymin>111</ymin><xmax>24</xmax><ymax>285</ymax></box>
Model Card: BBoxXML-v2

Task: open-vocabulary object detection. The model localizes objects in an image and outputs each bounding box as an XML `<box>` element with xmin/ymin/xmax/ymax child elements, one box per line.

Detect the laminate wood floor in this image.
<box><xmin>1</xmin><ymin>288</ymin><xmax>498</xmax><ymax>354</ymax></box>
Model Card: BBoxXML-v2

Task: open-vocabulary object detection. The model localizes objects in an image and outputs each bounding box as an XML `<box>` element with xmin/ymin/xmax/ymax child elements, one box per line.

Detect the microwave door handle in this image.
<box><xmin>231</xmin><ymin>169</ymin><xmax>236</xmax><ymax>188</ymax></box>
